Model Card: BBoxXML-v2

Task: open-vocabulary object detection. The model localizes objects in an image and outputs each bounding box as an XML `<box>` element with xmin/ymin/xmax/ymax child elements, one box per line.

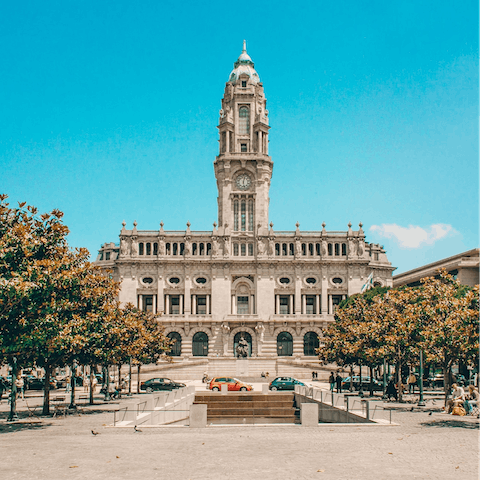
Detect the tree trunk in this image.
<box><xmin>396</xmin><ymin>360</ymin><xmax>403</xmax><ymax>403</ymax></box>
<box><xmin>42</xmin><ymin>364</ymin><xmax>51</xmax><ymax>415</ymax></box>
<box><xmin>443</xmin><ymin>361</ymin><xmax>453</xmax><ymax>406</ymax></box>
<box><xmin>369</xmin><ymin>366</ymin><xmax>374</xmax><ymax>396</ymax></box>
<box><xmin>69</xmin><ymin>363</ymin><xmax>76</xmax><ymax>409</ymax></box>
<box><xmin>104</xmin><ymin>365</ymin><xmax>111</xmax><ymax>401</ymax></box>
<box><xmin>349</xmin><ymin>366</ymin><xmax>354</xmax><ymax>392</ymax></box>
<box><xmin>89</xmin><ymin>365</ymin><xmax>95</xmax><ymax>405</ymax></box>
<box><xmin>137</xmin><ymin>365</ymin><xmax>141</xmax><ymax>394</ymax></box>
<box><xmin>8</xmin><ymin>359</ymin><xmax>19</xmax><ymax>421</ymax></box>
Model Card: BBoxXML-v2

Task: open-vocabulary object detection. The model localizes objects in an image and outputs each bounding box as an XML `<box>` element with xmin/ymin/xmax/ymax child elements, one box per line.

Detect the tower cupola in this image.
<box><xmin>229</xmin><ymin>40</ymin><xmax>260</xmax><ymax>85</ymax></box>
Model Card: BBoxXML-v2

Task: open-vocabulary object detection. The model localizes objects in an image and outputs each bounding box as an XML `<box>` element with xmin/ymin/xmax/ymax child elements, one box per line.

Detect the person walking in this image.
<box><xmin>407</xmin><ymin>372</ymin><xmax>417</xmax><ymax>394</ymax></box>
<box><xmin>386</xmin><ymin>378</ymin><xmax>397</xmax><ymax>401</ymax></box>
<box><xmin>65</xmin><ymin>374</ymin><xmax>71</xmax><ymax>393</ymax></box>
<box><xmin>335</xmin><ymin>373</ymin><xmax>343</xmax><ymax>393</ymax></box>
<box><xmin>328</xmin><ymin>372</ymin><xmax>335</xmax><ymax>392</ymax></box>
<box><xmin>15</xmin><ymin>376</ymin><xmax>24</xmax><ymax>400</ymax></box>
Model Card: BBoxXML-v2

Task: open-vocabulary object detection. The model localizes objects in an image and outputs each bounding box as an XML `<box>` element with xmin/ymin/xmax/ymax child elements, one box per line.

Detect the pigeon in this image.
<box><xmin>91</xmin><ymin>430</ymin><xmax>99</xmax><ymax>436</ymax></box>
<box><xmin>428</xmin><ymin>412</ymin><xmax>433</xmax><ymax>416</ymax></box>
<box><xmin>410</xmin><ymin>407</ymin><xmax>414</xmax><ymax>412</ymax></box>
<box><xmin>133</xmin><ymin>425</ymin><xmax>142</xmax><ymax>433</ymax></box>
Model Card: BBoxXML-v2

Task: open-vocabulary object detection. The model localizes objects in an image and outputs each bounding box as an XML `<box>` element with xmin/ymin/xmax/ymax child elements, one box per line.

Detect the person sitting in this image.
<box><xmin>464</xmin><ymin>385</ymin><xmax>479</xmax><ymax>414</ymax></box>
<box><xmin>386</xmin><ymin>378</ymin><xmax>397</xmax><ymax>401</ymax></box>
<box><xmin>443</xmin><ymin>383</ymin><xmax>465</xmax><ymax>414</ymax></box>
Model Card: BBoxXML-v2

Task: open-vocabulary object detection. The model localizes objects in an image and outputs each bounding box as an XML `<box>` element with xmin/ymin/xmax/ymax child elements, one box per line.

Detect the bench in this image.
<box><xmin>52</xmin><ymin>395</ymin><xmax>68</xmax><ymax>418</ymax></box>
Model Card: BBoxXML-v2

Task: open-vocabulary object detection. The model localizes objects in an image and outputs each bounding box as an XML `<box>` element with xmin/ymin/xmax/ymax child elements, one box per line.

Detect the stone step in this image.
<box><xmin>207</xmin><ymin>408</ymin><xmax>297</xmax><ymax>416</ymax></box>
<box><xmin>194</xmin><ymin>401</ymin><xmax>294</xmax><ymax>408</ymax></box>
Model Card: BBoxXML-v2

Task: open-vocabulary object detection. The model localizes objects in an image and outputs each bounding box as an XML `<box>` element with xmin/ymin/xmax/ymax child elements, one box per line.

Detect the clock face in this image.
<box><xmin>236</xmin><ymin>174</ymin><xmax>251</xmax><ymax>190</ymax></box>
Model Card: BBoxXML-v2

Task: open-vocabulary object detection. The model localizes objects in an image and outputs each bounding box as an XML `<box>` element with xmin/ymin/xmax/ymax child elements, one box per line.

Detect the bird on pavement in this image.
<box><xmin>134</xmin><ymin>425</ymin><xmax>142</xmax><ymax>433</ymax></box>
<box><xmin>91</xmin><ymin>430</ymin><xmax>99</xmax><ymax>436</ymax></box>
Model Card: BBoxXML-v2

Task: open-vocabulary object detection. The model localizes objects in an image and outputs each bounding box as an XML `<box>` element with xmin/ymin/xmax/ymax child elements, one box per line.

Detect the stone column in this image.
<box><xmin>180</xmin><ymin>295</ymin><xmax>184</xmax><ymax>315</ymax></box>
<box><xmin>302</xmin><ymin>295</ymin><xmax>306</xmax><ymax>315</ymax></box>
<box><xmin>157</xmin><ymin>275</ymin><xmax>165</xmax><ymax>314</ymax></box>
<box><xmin>206</xmin><ymin>295</ymin><xmax>210</xmax><ymax>315</ymax></box>
<box><xmin>275</xmin><ymin>295</ymin><xmax>280</xmax><ymax>315</ymax></box>
<box><xmin>165</xmin><ymin>295</ymin><xmax>170</xmax><ymax>315</ymax></box>
<box><xmin>289</xmin><ymin>295</ymin><xmax>294</xmax><ymax>315</ymax></box>
<box><xmin>315</xmin><ymin>295</ymin><xmax>320</xmax><ymax>316</ymax></box>
<box><xmin>231</xmin><ymin>295</ymin><xmax>235</xmax><ymax>314</ymax></box>
<box><xmin>328</xmin><ymin>295</ymin><xmax>333</xmax><ymax>315</ymax></box>
<box><xmin>192</xmin><ymin>295</ymin><xmax>196</xmax><ymax>315</ymax></box>
<box><xmin>295</xmin><ymin>277</ymin><xmax>301</xmax><ymax>315</ymax></box>
<box><xmin>321</xmin><ymin>277</ymin><xmax>328</xmax><ymax>314</ymax></box>
<box><xmin>153</xmin><ymin>295</ymin><xmax>157</xmax><ymax>314</ymax></box>
<box><xmin>184</xmin><ymin>277</ymin><xmax>191</xmax><ymax>315</ymax></box>
<box><xmin>139</xmin><ymin>295</ymin><xmax>143</xmax><ymax>312</ymax></box>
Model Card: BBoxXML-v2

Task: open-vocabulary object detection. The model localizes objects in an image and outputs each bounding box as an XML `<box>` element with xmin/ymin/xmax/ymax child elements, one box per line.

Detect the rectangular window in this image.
<box><xmin>242</xmin><ymin>80</ymin><xmax>247</xmax><ymax>87</ymax></box>
<box><xmin>237</xmin><ymin>296</ymin><xmax>249</xmax><ymax>314</ymax></box>
<box><xmin>306</xmin><ymin>296</ymin><xmax>315</xmax><ymax>314</ymax></box>
<box><xmin>374</xmin><ymin>252</ymin><xmax>379</xmax><ymax>260</ymax></box>
<box><xmin>241</xmin><ymin>243</ymin><xmax>246</xmax><ymax>256</ymax></box>
<box><xmin>139</xmin><ymin>243</ymin><xmax>144</xmax><ymax>255</ymax></box>
<box><xmin>241</xmin><ymin>201</ymin><xmax>246</xmax><ymax>231</ymax></box>
<box><xmin>335</xmin><ymin>243</ymin><xmax>340</xmax><ymax>256</ymax></box>
<box><xmin>280</xmin><ymin>296</ymin><xmax>290</xmax><ymax>315</ymax></box>
<box><xmin>143</xmin><ymin>295</ymin><xmax>153</xmax><ymax>313</ymax></box>
<box><xmin>241</xmin><ymin>144</ymin><xmax>247</xmax><ymax>152</ymax></box>
<box><xmin>234</xmin><ymin>243</ymin><xmax>239</xmax><ymax>256</ymax></box>
<box><xmin>171</xmin><ymin>296</ymin><xmax>180</xmax><ymax>314</ymax></box>
<box><xmin>197</xmin><ymin>296</ymin><xmax>206</xmax><ymax>315</ymax></box>
<box><xmin>105</xmin><ymin>252</ymin><xmax>110</xmax><ymax>260</ymax></box>
<box><xmin>234</xmin><ymin>200</ymin><xmax>239</xmax><ymax>231</ymax></box>
<box><xmin>248</xmin><ymin>243</ymin><xmax>253</xmax><ymax>256</ymax></box>
<box><xmin>248</xmin><ymin>200</ymin><xmax>254</xmax><ymax>231</ymax></box>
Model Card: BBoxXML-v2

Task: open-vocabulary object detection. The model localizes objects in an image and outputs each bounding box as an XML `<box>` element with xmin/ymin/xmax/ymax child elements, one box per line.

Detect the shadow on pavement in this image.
<box><xmin>0</xmin><ymin>421</ymin><xmax>52</xmax><ymax>433</ymax></box>
<box><xmin>420</xmin><ymin>419</ymin><xmax>479</xmax><ymax>429</ymax></box>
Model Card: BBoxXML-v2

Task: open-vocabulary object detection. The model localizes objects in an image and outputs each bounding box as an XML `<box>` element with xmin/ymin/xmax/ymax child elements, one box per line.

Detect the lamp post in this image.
<box><xmin>418</xmin><ymin>350</ymin><xmax>425</xmax><ymax>407</ymax></box>
<box><xmin>69</xmin><ymin>360</ymin><xmax>77</xmax><ymax>409</ymax></box>
<box><xmin>382</xmin><ymin>358</ymin><xmax>387</xmax><ymax>399</ymax></box>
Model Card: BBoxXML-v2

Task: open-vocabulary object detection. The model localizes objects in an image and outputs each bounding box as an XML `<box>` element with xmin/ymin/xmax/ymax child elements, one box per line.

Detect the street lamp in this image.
<box><xmin>418</xmin><ymin>350</ymin><xmax>425</xmax><ymax>407</ymax></box>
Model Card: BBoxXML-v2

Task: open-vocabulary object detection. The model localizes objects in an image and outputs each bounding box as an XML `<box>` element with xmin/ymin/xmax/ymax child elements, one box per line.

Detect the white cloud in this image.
<box><xmin>369</xmin><ymin>223</ymin><xmax>456</xmax><ymax>249</ymax></box>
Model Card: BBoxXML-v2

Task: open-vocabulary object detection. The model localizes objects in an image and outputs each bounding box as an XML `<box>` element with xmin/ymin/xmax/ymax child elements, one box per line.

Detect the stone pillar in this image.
<box><xmin>206</xmin><ymin>295</ymin><xmax>210</xmax><ymax>315</ymax></box>
<box><xmin>180</xmin><ymin>295</ymin><xmax>184</xmax><ymax>315</ymax></box>
<box><xmin>165</xmin><ymin>295</ymin><xmax>169</xmax><ymax>315</ymax></box>
<box><xmin>275</xmin><ymin>295</ymin><xmax>280</xmax><ymax>315</ymax></box>
<box><xmin>295</xmin><ymin>277</ymin><xmax>301</xmax><ymax>315</ymax></box>
<box><xmin>301</xmin><ymin>403</ymin><xmax>318</xmax><ymax>426</ymax></box>
<box><xmin>189</xmin><ymin>404</ymin><xmax>207</xmax><ymax>428</ymax></box>
<box><xmin>192</xmin><ymin>295</ymin><xmax>196</xmax><ymax>315</ymax></box>
<box><xmin>316</xmin><ymin>295</ymin><xmax>320</xmax><ymax>316</ymax></box>
<box><xmin>289</xmin><ymin>295</ymin><xmax>294</xmax><ymax>315</ymax></box>
<box><xmin>153</xmin><ymin>295</ymin><xmax>157</xmax><ymax>314</ymax></box>
<box><xmin>328</xmin><ymin>295</ymin><xmax>333</xmax><ymax>315</ymax></box>
<box><xmin>184</xmin><ymin>277</ymin><xmax>191</xmax><ymax>315</ymax></box>
<box><xmin>138</xmin><ymin>295</ymin><xmax>143</xmax><ymax>312</ymax></box>
<box><xmin>157</xmin><ymin>276</ymin><xmax>165</xmax><ymax>314</ymax></box>
<box><xmin>321</xmin><ymin>277</ymin><xmax>328</xmax><ymax>314</ymax></box>
<box><xmin>231</xmin><ymin>295</ymin><xmax>235</xmax><ymax>314</ymax></box>
<box><xmin>302</xmin><ymin>295</ymin><xmax>306</xmax><ymax>315</ymax></box>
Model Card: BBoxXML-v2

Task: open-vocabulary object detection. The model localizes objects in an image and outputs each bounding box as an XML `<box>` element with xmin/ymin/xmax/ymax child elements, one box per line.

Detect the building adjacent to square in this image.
<box><xmin>96</xmin><ymin>43</ymin><xmax>394</xmax><ymax>371</ymax></box>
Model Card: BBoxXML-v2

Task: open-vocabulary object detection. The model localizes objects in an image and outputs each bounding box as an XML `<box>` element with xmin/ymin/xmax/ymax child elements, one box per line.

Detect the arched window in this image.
<box><xmin>192</xmin><ymin>243</ymin><xmax>197</xmax><ymax>255</ymax></box>
<box><xmin>277</xmin><ymin>332</ymin><xmax>293</xmax><ymax>356</ymax></box>
<box><xmin>302</xmin><ymin>243</ymin><xmax>306</xmax><ymax>256</ymax></box>
<box><xmin>239</xmin><ymin>106</ymin><xmax>250</xmax><ymax>134</ymax></box>
<box><xmin>303</xmin><ymin>332</ymin><xmax>319</xmax><ymax>356</ymax></box>
<box><xmin>234</xmin><ymin>200</ymin><xmax>239</xmax><ymax>231</ymax></box>
<box><xmin>167</xmin><ymin>332</ymin><xmax>182</xmax><ymax>356</ymax></box>
<box><xmin>308</xmin><ymin>243</ymin><xmax>314</xmax><ymax>256</ymax></box>
<box><xmin>248</xmin><ymin>200</ymin><xmax>254</xmax><ymax>231</ymax></box>
<box><xmin>146</xmin><ymin>243</ymin><xmax>151</xmax><ymax>255</ymax></box>
<box><xmin>199</xmin><ymin>243</ymin><xmax>205</xmax><ymax>255</ymax></box>
<box><xmin>328</xmin><ymin>243</ymin><xmax>333</xmax><ymax>256</ymax></box>
<box><xmin>172</xmin><ymin>243</ymin><xmax>178</xmax><ymax>255</ymax></box>
<box><xmin>282</xmin><ymin>243</ymin><xmax>287</xmax><ymax>256</ymax></box>
<box><xmin>192</xmin><ymin>332</ymin><xmax>209</xmax><ymax>357</ymax></box>
<box><xmin>335</xmin><ymin>243</ymin><xmax>340</xmax><ymax>256</ymax></box>
<box><xmin>289</xmin><ymin>243</ymin><xmax>294</xmax><ymax>255</ymax></box>
<box><xmin>180</xmin><ymin>243</ymin><xmax>185</xmax><ymax>255</ymax></box>
<box><xmin>275</xmin><ymin>243</ymin><xmax>280</xmax><ymax>256</ymax></box>
<box><xmin>206</xmin><ymin>243</ymin><xmax>212</xmax><ymax>255</ymax></box>
<box><xmin>234</xmin><ymin>331</ymin><xmax>252</xmax><ymax>357</ymax></box>
<box><xmin>138</xmin><ymin>243</ymin><xmax>144</xmax><ymax>255</ymax></box>
<box><xmin>166</xmin><ymin>243</ymin><xmax>171</xmax><ymax>255</ymax></box>
<box><xmin>153</xmin><ymin>243</ymin><xmax>158</xmax><ymax>255</ymax></box>
<box><xmin>342</xmin><ymin>243</ymin><xmax>347</xmax><ymax>256</ymax></box>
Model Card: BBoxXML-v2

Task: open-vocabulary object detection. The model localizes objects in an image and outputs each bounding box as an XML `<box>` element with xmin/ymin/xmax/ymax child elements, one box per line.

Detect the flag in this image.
<box><xmin>361</xmin><ymin>272</ymin><xmax>373</xmax><ymax>293</ymax></box>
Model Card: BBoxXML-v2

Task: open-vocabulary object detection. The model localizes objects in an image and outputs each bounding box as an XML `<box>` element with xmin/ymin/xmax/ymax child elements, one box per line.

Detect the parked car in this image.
<box><xmin>140</xmin><ymin>378</ymin><xmax>186</xmax><ymax>393</ymax></box>
<box><xmin>56</xmin><ymin>376</ymin><xmax>84</xmax><ymax>388</ymax></box>
<box><xmin>25</xmin><ymin>378</ymin><xmax>57</xmax><ymax>390</ymax></box>
<box><xmin>340</xmin><ymin>376</ymin><xmax>383</xmax><ymax>392</ymax></box>
<box><xmin>269</xmin><ymin>377</ymin><xmax>306</xmax><ymax>391</ymax></box>
<box><xmin>209</xmin><ymin>377</ymin><xmax>253</xmax><ymax>392</ymax></box>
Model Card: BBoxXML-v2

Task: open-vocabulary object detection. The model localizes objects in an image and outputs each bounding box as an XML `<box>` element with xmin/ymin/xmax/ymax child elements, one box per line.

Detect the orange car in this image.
<box><xmin>209</xmin><ymin>377</ymin><xmax>253</xmax><ymax>392</ymax></box>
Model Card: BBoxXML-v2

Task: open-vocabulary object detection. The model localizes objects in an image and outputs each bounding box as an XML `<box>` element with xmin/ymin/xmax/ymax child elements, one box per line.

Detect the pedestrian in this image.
<box><xmin>386</xmin><ymin>378</ymin><xmax>397</xmax><ymax>401</ymax></box>
<box><xmin>15</xmin><ymin>376</ymin><xmax>24</xmax><ymax>400</ymax></box>
<box><xmin>65</xmin><ymin>375</ymin><xmax>71</xmax><ymax>393</ymax></box>
<box><xmin>83</xmin><ymin>375</ymin><xmax>89</xmax><ymax>392</ymax></box>
<box><xmin>443</xmin><ymin>383</ymin><xmax>465</xmax><ymax>414</ymax></box>
<box><xmin>0</xmin><ymin>377</ymin><xmax>6</xmax><ymax>401</ymax></box>
<box><xmin>464</xmin><ymin>385</ymin><xmax>479</xmax><ymax>414</ymax></box>
<box><xmin>312</xmin><ymin>371</ymin><xmax>315</xmax><ymax>381</ymax></box>
<box><xmin>120</xmin><ymin>378</ymin><xmax>127</xmax><ymax>398</ymax></box>
<box><xmin>335</xmin><ymin>373</ymin><xmax>343</xmax><ymax>393</ymax></box>
<box><xmin>328</xmin><ymin>372</ymin><xmax>335</xmax><ymax>392</ymax></box>
<box><xmin>407</xmin><ymin>372</ymin><xmax>417</xmax><ymax>394</ymax></box>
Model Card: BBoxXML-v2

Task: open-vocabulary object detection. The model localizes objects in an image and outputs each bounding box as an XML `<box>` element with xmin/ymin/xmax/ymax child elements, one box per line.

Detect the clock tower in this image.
<box><xmin>214</xmin><ymin>41</ymin><xmax>273</xmax><ymax>237</ymax></box>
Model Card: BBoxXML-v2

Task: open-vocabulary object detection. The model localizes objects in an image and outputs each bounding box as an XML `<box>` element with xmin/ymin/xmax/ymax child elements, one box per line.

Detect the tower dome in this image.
<box><xmin>228</xmin><ymin>40</ymin><xmax>260</xmax><ymax>85</ymax></box>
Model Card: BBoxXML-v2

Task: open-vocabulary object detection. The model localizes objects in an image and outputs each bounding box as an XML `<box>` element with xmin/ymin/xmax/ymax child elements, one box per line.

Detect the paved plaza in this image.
<box><xmin>0</xmin><ymin>383</ymin><xmax>478</xmax><ymax>480</ymax></box>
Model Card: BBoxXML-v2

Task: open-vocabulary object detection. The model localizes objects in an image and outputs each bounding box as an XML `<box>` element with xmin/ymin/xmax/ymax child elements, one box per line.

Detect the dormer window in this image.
<box><xmin>242</xmin><ymin>80</ymin><xmax>247</xmax><ymax>87</ymax></box>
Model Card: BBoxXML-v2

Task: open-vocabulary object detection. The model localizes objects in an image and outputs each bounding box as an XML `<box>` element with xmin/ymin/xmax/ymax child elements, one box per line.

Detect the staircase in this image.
<box><xmin>193</xmin><ymin>392</ymin><xmax>299</xmax><ymax>424</ymax></box>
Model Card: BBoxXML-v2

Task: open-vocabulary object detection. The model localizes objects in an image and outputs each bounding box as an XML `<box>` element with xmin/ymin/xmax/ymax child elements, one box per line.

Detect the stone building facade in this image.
<box><xmin>96</xmin><ymin>43</ymin><xmax>395</xmax><ymax>364</ymax></box>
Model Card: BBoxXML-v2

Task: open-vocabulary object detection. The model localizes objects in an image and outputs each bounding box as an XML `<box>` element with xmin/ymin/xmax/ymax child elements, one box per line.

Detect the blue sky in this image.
<box><xmin>1</xmin><ymin>1</ymin><xmax>478</xmax><ymax>274</ymax></box>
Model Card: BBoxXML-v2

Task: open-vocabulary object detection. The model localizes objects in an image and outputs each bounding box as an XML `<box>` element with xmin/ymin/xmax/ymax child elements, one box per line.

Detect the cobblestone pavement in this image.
<box><xmin>0</xmin><ymin>390</ymin><xmax>478</xmax><ymax>480</ymax></box>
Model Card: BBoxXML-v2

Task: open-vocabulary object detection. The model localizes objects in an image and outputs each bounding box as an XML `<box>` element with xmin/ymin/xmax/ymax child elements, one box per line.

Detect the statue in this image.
<box><xmin>295</xmin><ymin>239</ymin><xmax>302</xmax><ymax>256</ymax></box>
<box><xmin>221</xmin><ymin>323</ymin><xmax>230</xmax><ymax>356</ymax></box>
<box><xmin>357</xmin><ymin>239</ymin><xmax>365</xmax><ymax>257</ymax></box>
<box><xmin>268</xmin><ymin>237</ymin><xmax>275</xmax><ymax>256</ymax></box>
<box><xmin>130</xmin><ymin>240</ymin><xmax>138</xmax><ymax>256</ymax></box>
<box><xmin>255</xmin><ymin>323</ymin><xmax>265</xmax><ymax>343</ymax></box>
<box><xmin>257</xmin><ymin>237</ymin><xmax>265</xmax><ymax>255</ymax></box>
<box><xmin>348</xmin><ymin>238</ymin><xmax>356</xmax><ymax>256</ymax></box>
<box><xmin>212</xmin><ymin>237</ymin><xmax>219</xmax><ymax>256</ymax></box>
<box><xmin>120</xmin><ymin>237</ymin><xmax>129</xmax><ymax>256</ymax></box>
<box><xmin>159</xmin><ymin>239</ymin><xmax>165</xmax><ymax>255</ymax></box>
<box><xmin>236</xmin><ymin>336</ymin><xmax>249</xmax><ymax>358</ymax></box>
<box><xmin>223</xmin><ymin>237</ymin><xmax>230</xmax><ymax>256</ymax></box>
<box><xmin>184</xmin><ymin>238</ymin><xmax>191</xmax><ymax>256</ymax></box>
<box><xmin>321</xmin><ymin>239</ymin><xmax>328</xmax><ymax>256</ymax></box>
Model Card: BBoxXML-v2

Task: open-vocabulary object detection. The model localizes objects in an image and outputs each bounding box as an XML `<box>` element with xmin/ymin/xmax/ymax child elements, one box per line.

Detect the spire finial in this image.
<box><xmin>243</xmin><ymin>39</ymin><xmax>246</xmax><ymax>53</ymax></box>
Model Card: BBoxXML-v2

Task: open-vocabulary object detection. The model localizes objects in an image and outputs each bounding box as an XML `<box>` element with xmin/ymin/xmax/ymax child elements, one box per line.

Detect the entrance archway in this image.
<box><xmin>233</xmin><ymin>331</ymin><xmax>252</xmax><ymax>357</ymax></box>
<box><xmin>167</xmin><ymin>332</ymin><xmax>182</xmax><ymax>356</ymax></box>
<box><xmin>192</xmin><ymin>332</ymin><xmax>209</xmax><ymax>356</ymax></box>
<box><xmin>277</xmin><ymin>331</ymin><xmax>293</xmax><ymax>356</ymax></box>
